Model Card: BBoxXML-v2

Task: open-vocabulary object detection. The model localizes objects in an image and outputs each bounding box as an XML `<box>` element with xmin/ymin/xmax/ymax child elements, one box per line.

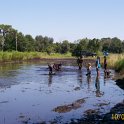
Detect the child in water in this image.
<box><xmin>86</xmin><ymin>63</ymin><xmax>92</xmax><ymax>76</ymax></box>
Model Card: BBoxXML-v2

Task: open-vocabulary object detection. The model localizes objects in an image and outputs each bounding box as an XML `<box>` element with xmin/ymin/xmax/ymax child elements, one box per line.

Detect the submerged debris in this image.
<box><xmin>74</xmin><ymin>87</ymin><xmax>80</xmax><ymax>91</ymax></box>
<box><xmin>53</xmin><ymin>98</ymin><xmax>87</xmax><ymax>113</ymax></box>
<box><xmin>84</xmin><ymin>109</ymin><xmax>99</xmax><ymax>115</ymax></box>
<box><xmin>97</xmin><ymin>102</ymin><xmax>110</xmax><ymax>107</ymax></box>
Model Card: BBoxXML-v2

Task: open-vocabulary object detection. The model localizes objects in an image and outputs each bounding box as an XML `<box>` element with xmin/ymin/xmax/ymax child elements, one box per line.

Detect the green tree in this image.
<box><xmin>46</xmin><ymin>45</ymin><xmax>54</xmax><ymax>54</ymax></box>
<box><xmin>35</xmin><ymin>35</ymin><xmax>54</xmax><ymax>52</ymax></box>
<box><xmin>101</xmin><ymin>38</ymin><xmax>112</xmax><ymax>52</ymax></box>
<box><xmin>25</xmin><ymin>35</ymin><xmax>35</xmax><ymax>51</ymax></box>
<box><xmin>110</xmin><ymin>37</ymin><xmax>122</xmax><ymax>53</ymax></box>
<box><xmin>54</xmin><ymin>42</ymin><xmax>62</xmax><ymax>53</ymax></box>
<box><xmin>122</xmin><ymin>41</ymin><xmax>124</xmax><ymax>53</ymax></box>
<box><xmin>60</xmin><ymin>40</ymin><xmax>70</xmax><ymax>54</ymax></box>
<box><xmin>0</xmin><ymin>24</ymin><xmax>13</xmax><ymax>51</ymax></box>
<box><xmin>0</xmin><ymin>35</ymin><xmax>4</xmax><ymax>51</ymax></box>
<box><xmin>79</xmin><ymin>38</ymin><xmax>89</xmax><ymax>50</ymax></box>
<box><xmin>17</xmin><ymin>32</ymin><xmax>27</xmax><ymax>51</ymax></box>
<box><xmin>87</xmin><ymin>38</ymin><xmax>100</xmax><ymax>52</ymax></box>
<box><xmin>69</xmin><ymin>42</ymin><xmax>76</xmax><ymax>53</ymax></box>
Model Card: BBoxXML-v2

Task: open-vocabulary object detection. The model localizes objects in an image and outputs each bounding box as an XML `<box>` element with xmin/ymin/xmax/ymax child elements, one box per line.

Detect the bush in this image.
<box><xmin>115</xmin><ymin>59</ymin><xmax>124</xmax><ymax>72</ymax></box>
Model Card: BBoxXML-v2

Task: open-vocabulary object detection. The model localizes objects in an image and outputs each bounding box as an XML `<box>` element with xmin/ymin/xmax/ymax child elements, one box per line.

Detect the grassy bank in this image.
<box><xmin>115</xmin><ymin>58</ymin><xmax>124</xmax><ymax>72</ymax></box>
<box><xmin>0</xmin><ymin>51</ymin><xmax>73</xmax><ymax>62</ymax></box>
<box><xmin>101</xmin><ymin>54</ymin><xmax>124</xmax><ymax>73</ymax></box>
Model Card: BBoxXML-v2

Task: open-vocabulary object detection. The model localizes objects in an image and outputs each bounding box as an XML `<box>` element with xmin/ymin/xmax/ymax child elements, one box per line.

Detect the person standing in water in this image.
<box><xmin>77</xmin><ymin>56</ymin><xmax>83</xmax><ymax>70</ymax></box>
<box><xmin>104</xmin><ymin>56</ymin><xmax>107</xmax><ymax>77</ymax></box>
<box><xmin>96</xmin><ymin>56</ymin><xmax>101</xmax><ymax>76</ymax></box>
<box><xmin>104</xmin><ymin>56</ymin><xmax>107</xmax><ymax>70</ymax></box>
<box><xmin>104</xmin><ymin>56</ymin><xmax>111</xmax><ymax>78</ymax></box>
<box><xmin>48</xmin><ymin>64</ymin><xmax>53</xmax><ymax>75</ymax></box>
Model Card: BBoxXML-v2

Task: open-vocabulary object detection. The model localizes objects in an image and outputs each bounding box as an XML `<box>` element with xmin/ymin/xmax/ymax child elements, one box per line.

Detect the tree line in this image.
<box><xmin>0</xmin><ymin>24</ymin><xmax>124</xmax><ymax>55</ymax></box>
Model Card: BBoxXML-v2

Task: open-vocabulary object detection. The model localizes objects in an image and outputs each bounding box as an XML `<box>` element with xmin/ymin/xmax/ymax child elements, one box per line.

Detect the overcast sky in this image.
<box><xmin>0</xmin><ymin>0</ymin><xmax>124</xmax><ymax>42</ymax></box>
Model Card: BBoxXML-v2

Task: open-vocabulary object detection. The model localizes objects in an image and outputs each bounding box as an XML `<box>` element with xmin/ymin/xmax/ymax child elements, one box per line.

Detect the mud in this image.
<box><xmin>69</xmin><ymin>100</ymin><xmax>124</xmax><ymax>124</ymax></box>
<box><xmin>53</xmin><ymin>98</ymin><xmax>87</xmax><ymax>113</ymax></box>
<box><xmin>116</xmin><ymin>78</ymin><xmax>124</xmax><ymax>90</ymax></box>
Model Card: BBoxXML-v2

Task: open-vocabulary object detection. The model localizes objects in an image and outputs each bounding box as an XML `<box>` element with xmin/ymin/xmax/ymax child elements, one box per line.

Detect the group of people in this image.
<box><xmin>77</xmin><ymin>55</ymin><xmax>111</xmax><ymax>77</ymax></box>
<box><xmin>48</xmin><ymin>55</ymin><xmax>111</xmax><ymax>78</ymax></box>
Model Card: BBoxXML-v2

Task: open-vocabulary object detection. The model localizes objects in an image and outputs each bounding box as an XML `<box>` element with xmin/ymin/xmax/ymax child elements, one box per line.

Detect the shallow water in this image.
<box><xmin>0</xmin><ymin>61</ymin><xmax>124</xmax><ymax>124</ymax></box>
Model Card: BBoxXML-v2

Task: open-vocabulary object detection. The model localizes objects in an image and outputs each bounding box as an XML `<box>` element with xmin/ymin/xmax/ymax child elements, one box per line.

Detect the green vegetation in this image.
<box><xmin>115</xmin><ymin>58</ymin><xmax>124</xmax><ymax>73</ymax></box>
<box><xmin>0</xmin><ymin>51</ymin><xmax>73</xmax><ymax>62</ymax></box>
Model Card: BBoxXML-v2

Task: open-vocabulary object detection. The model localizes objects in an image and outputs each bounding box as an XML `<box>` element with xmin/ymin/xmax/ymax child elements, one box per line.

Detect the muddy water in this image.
<box><xmin>0</xmin><ymin>61</ymin><xmax>124</xmax><ymax>124</ymax></box>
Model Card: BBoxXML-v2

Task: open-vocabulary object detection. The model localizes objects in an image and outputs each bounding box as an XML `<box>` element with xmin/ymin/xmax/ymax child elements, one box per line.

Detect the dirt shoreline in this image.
<box><xmin>116</xmin><ymin>77</ymin><xmax>124</xmax><ymax>90</ymax></box>
<box><xmin>69</xmin><ymin>100</ymin><xmax>124</xmax><ymax>124</ymax></box>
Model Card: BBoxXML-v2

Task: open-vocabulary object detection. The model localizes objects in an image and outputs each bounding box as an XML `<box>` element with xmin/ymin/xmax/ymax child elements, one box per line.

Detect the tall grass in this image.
<box><xmin>0</xmin><ymin>51</ymin><xmax>73</xmax><ymax>62</ymax></box>
<box><xmin>115</xmin><ymin>58</ymin><xmax>124</xmax><ymax>73</ymax></box>
<box><xmin>101</xmin><ymin>53</ymin><xmax>124</xmax><ymax>72</ymax></box>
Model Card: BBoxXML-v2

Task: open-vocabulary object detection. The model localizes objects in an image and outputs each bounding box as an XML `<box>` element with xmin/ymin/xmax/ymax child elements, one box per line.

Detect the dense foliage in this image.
<box><xmin>0</xmin><ymin>24</ymin><xmax>124</xmax><ymax>55</ymax></box>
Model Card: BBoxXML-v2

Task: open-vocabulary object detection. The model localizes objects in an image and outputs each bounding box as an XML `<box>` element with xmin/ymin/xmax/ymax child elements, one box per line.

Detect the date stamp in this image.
<box><xmin>112</xmin><ymin>114</ymin><xmax>124</xmax><ymax>120</ymax></box>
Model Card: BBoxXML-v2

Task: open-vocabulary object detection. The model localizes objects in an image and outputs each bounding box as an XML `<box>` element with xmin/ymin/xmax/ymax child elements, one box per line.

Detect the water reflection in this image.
<box><xmin>104</xmin><ymin>76</ymin><xmax>106</xmax><ymax>86</ymax></box>
<box><xmin>95</xmin><ymin>76</ymin><xmax>104</xmax><ymax>97</ymax></box>
<box><xmin>48</xmin><ymin>75</ymin><xmax>53</xmax><ymax>87</ymax></box>
<box><xmin>87</xmin><ymin>75</ymin><xmax>91</xmax><ymax>90</ymax></box>
<box><xmin>0</xmin><ymin>63</ymin><xmax>21</xmax><ymax>77</ymax></box>
<box><xmin>77</xmin><ymin>70</ymin><xmax>83</xmax><ymax>87</ymax></box>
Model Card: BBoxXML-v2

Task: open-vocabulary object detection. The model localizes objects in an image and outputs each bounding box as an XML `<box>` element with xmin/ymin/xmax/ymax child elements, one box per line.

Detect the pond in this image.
<box><xmin>0</xmin><ymin>61</ymin><xmax>124</xmax><ymax>124</ymax></box>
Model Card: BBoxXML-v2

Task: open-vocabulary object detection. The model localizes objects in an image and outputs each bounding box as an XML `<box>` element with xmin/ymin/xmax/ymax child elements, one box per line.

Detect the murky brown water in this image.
<box><xmin>0</xmin><ymin>61</ymin><xmax>124</xmax><ymax>124</ymax></box>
